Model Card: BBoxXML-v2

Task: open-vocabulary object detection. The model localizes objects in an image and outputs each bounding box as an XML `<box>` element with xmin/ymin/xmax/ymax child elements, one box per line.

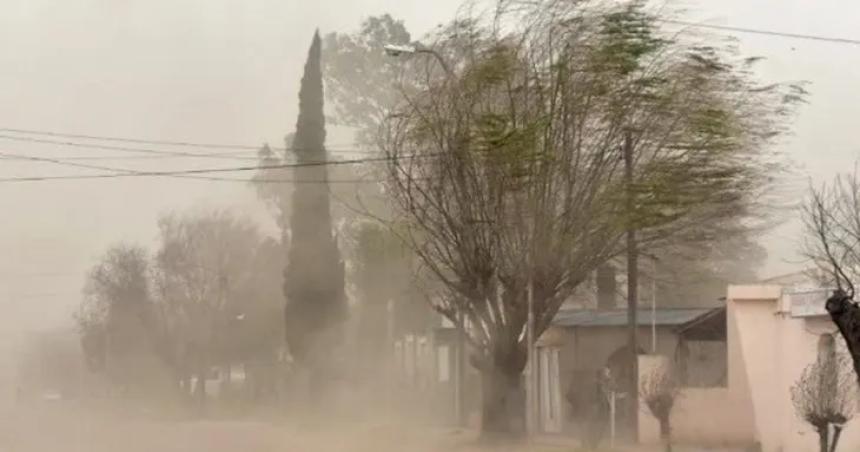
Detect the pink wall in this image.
<box><xmin>639</xmin><ymin>354</ymin><xmax>754</xmax><ymax>446</ymax></box>
<box><xmin>640</xmin><ymin>285</ymin><xmax>860</xmax><ymax>452</ymax></box>
<box><xmin>729</xmin><ymin>286</ymin><xmax>860</xmax><ymax>452</ymax></box>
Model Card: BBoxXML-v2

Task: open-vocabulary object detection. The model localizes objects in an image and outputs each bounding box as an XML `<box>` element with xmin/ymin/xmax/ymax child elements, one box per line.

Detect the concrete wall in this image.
<box><xmin>729</xmin><ymin>285</ymin><xmax>860</xmax><ymax>452</ymax></box>
<box><xmin>639</xmin><ymin>354</ymin><xmax>753</xmax><ymax>446</ymax></box>
<box><xmin>552</xmin><ymin>324</ymin><xmax>728</xmax><ymax>440</ymax></box>
<box><xmin>638</xmin><ymin>284</ymin><xmax>860</xmax><ymax>452</ymax></box>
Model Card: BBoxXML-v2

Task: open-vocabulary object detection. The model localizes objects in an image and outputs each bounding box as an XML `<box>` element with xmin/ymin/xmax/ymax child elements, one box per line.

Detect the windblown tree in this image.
<box><xmin>282</xmin><ymin>31</ymin><xmax>347</xmax><ymax>392</ymax></box>
<box><xmin>791</xmin><ymin>349</ymin><xmax>855</xmax><ymax>452</ymax></box>
<box><xmin>379</xmin><ymin>0</ymin><xmax>800</xmax><ymax>436</ymax></box>
<box><xmin>648</xmin><ymin>222</ymin><xmax>769</xmax><ymax>307</ymax></box>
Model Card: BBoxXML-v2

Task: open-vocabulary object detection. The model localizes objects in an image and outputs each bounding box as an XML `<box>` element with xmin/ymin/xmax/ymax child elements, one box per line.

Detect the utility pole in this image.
<box><xmin>525</xmin><ymin>276</ymin><xmax>536</xmax><ymax>436</ymax></box>
<box><xmin>623</xmin><ymin>131</ymin><xmax>639</xmax><ymax>442</ymax></box>
<box><xmin>455</xmin><ymin>310</ymin><xmax>466</xmax><ymax>426</ymax></box>
<box><xmin>651</xmin><ymin>259</ymin><xmax>657</xmax><ymax>354</ymax></box>
<box><xmin>387</xmin><ymin>298</ymin><xmax>394</xmax><ymax>412</ymax></box>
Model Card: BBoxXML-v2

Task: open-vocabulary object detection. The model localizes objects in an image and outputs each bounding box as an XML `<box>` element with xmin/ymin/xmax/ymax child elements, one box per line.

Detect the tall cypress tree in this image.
<box><xmin>283</xmin><ymin>31</ymin><xmax>346</xmax><ymax>370</ymax></box>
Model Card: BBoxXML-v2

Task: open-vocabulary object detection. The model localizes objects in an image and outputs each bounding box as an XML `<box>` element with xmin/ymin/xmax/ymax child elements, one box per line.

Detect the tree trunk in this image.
<box><xmin>826</xmin><ymin>291</ymin><xmax>860</xmax><ymax>383</ymax></box>
<box><xmin>193</xmin><ymin>369</ymin><xmax>206</xmax><ymax>415</ymax></box>
<box><xmin>480</xmin><ymin>367</ymin><xmax>524</xmax><ymax>438</ymax></box>
<box><xmin>817</xmin><ymin>424</ymin><xmax>830</xmax><ymax>452</ymax></box>
<box><xmin>659</xmin><ymin>417</ymin><xmax>672</xmax><ymax>452</ymax></box>
<box><xmin>830</xmin><ymin>424</ymin><xmax>843</xmax><ymax>452</ymax></box>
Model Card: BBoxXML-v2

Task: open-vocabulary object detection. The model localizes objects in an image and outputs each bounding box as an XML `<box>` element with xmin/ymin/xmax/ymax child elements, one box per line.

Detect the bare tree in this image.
<box><xmin>791</xmin><ymin>352</ymin><xmax>855</xmax><ymax>452</ymax></box>
<box><xmin>378</xmin><ymin>0</ymin><xmax>799</xmax><ymax>436</ymax></box>
<box><xmin>153</xmin><ymin>209</ymin><xmax>265</xmax><ymax>409</ymax></box>
<box><xmin>803</xmin><ymin>168</ymin><xmax>860</xmax><ymax>382</ymax></box>
<box><xmin>641</xmin><ymin>363</ymin><xmax>680</xmax><ymax>452</ymax></box>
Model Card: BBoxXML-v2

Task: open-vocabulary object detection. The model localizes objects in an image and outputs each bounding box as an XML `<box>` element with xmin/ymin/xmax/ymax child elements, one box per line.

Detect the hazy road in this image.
<box><xmin>0</xmin><ymin>403</ymin><xmax>551</xmax><ymax>452</ymax></box>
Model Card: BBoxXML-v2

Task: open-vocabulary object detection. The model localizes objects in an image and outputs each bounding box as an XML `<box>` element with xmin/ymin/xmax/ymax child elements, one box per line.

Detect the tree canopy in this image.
<box><xmin>377</xmin><ymin>0</ymin><xmax>802</xmax><ymax>435</ymax></box>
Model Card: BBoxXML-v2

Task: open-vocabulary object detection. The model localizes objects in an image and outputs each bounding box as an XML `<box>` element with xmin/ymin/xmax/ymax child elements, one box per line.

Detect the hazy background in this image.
<box><xmin>0</xmin><ymin>0</ymin><xmax>856</xmax><ymax>336</ymax></box>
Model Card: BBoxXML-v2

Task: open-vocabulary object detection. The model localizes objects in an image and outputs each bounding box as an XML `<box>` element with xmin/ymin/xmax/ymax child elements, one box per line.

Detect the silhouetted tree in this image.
<box><xmin>75</xmin><ymin>244</ymin><xmax>165</xmax><ymax>394</ymax></box>
<box><xmin>283</xmin><ymin>31</ymin><xmax>347</xmax><ymax>394</ymax></box>
<box><xmin>803</xmin><ymin>168</ymin><xmax>860</xmax><ymax>383</ymax></box>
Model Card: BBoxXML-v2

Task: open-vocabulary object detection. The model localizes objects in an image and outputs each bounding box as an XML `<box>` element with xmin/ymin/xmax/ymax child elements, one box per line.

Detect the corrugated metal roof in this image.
<box><xmin>552</xmin><ymin>307</ymin><xmax>718</xmax><ymax>328</ymax></box>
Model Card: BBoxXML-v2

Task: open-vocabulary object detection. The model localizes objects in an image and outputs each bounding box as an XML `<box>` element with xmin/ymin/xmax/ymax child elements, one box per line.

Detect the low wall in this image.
<box><xmin>639</xmin><ymin>355</ymin><xmax>753</xmax><ymax>447</ymax></box>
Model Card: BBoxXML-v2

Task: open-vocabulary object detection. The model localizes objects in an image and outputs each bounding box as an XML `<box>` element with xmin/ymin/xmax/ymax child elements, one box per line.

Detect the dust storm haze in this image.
<box><xmin>1</xmin><ymin>0</ymin><xmax>859</xmax><ymax>451</ymax></box>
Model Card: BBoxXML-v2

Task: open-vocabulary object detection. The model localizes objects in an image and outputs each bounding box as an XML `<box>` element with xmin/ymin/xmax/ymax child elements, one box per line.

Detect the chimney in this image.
<box><xmin>596</xmin><ymin>264</ymin><xmax>617</xmax><ymax>310</ymax></box>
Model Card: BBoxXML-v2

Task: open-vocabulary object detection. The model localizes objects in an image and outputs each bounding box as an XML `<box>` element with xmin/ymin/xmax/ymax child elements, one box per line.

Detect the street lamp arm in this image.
<box><xmin>414</xmin><ymin>48</ymin><xmax>452</xmax><ymax>76</ymax></box>
<box><xmin>383</xmin><ymin>43</ymin><xmax>452</xmax><ymax>77</ymax></box>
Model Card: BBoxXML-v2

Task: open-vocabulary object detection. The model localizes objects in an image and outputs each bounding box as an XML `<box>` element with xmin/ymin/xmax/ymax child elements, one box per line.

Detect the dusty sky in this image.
<box><xmin>0</xmin><ymin>0</ymin><xmax>857</xmax><ymax>334</ymax></box>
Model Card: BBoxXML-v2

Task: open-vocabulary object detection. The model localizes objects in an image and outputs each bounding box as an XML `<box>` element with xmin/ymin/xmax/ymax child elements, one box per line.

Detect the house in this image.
<box><xmin>534</xmin><ymin>306</ymin><xmax>726</xmax><ymax>437</ymax></box>
<box><xmin>635</xmin><ymin>284</ymin><xmax>859</xmax><ymax>452</ymax></box>
<box><xmin>391</xmin><ymin>307</ymin><xmax>480</xmax><ymax>425</ymax></box>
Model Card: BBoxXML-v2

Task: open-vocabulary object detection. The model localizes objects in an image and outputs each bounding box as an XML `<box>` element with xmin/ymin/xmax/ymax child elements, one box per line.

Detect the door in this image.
<box><xmin>539</xmin><ymin>347</ymin><xmax>562</xmax><ymax>433</ymax></box>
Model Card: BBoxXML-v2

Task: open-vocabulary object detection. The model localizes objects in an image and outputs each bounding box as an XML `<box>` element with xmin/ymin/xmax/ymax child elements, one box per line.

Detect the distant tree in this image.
<box><xmin>75</xmin><ymin>244</ymin><xmax>164</xmax><ymax>393</ymax></box>
<box><xmin>153</xmin><ymin>209</ymin><xmax>265</xmax><ymax>409</ymax></box>
<box><xmin>322</xmin><ymin>14</ymin><xmax>413</xmax><ymax>144</ymax></box>
<box><xmin>344</xmin><ymin>220</ymin><xmax>411</xmax><ymax>376</ymax></box>
<box><xmin>224</xmin><ymin>237</ymin><xmax>286</xmax><ymax>402</ymax></box>
<box><xmin>282</xmin><ymin>31</ymin><xmax>347</xmax><ymax>396</ymax></box>
<box><xmin>650</xmin><ymin>223</ymin><xmax>768</xmax><ymax>307</ymax></box>
<box><xmin>791</xmin><ymin>350</ymin><xmax>855</xmax><ymax>452</ymax></box>
<box><xmin>76</xmin><ymin>298</ymin><xmax>107</xmax><ymax>373</ymax></box>
<box><xmin>641</xmin><ymin>363</ymin><xmax>681</xmax><ymax>452</ymax></box>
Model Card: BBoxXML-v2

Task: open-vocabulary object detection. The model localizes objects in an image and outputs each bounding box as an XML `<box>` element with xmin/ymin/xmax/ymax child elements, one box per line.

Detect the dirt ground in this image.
<box><xmin>0</xmin><ymin>403</ymin><xmax>571</xmax><ymax>452</ymax></box>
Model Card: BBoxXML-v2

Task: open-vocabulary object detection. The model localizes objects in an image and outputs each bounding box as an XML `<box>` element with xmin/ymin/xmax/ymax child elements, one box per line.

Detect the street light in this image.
<box><xmin>383</xmin><ymin>43</ymin><xmax>452</xmax><ymax>76</ymax></box>
<box><xmin>383</xmin><ymin>44</ymin><xmax>417</xmax><ymax>57</ymax></box>
<box><xmin>384</xmin><ymin>41</ymin><xmax>462</xmax><ymax>426</ymax></box>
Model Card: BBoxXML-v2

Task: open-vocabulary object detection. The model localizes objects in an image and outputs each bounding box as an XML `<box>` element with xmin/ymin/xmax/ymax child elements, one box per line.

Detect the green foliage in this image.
<box><xmin>283</xmin><ymin>31</ymin><xmax>347</xmax><ymax>364</ymax></box>
<box><xmin>592</xmin><ymin>2</ymin><xmax>669</xmax><ymax>76</ymax></box>
<box><xmin>380</xmin><ymin>0</ymin><xmax>801</xmax><ymax>400</ymax></box>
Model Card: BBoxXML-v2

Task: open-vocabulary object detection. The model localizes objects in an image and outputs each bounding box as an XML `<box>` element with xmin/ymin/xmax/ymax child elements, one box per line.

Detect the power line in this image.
<box><xmin>0</xmin><ymin>273</ymin><xmax>81</xmax><ymax>279</ymax></box>
<box><xmin>0</xmin><ymin>134</ymin><xmax>255</xmax><ymax>161</ymax></box>
<box><xmin>3</xmin><ymin>292</ymin><xmax>75</xmax><ymax>299</ymax></box>
<box><xmin>661</xmin><ymin>19</ymin><xmax>860</xmax><ymax>46</ymax></box>
<box><xmin>0</xmin><ymin>127</ymin><xmax>359</xmax><ymax>152</ymax></box>
<box><xmin>0</xmin><ymin>151</ymin><xmax>414</xmax><ymax>184</ymax></box>
<box><xmin>0</xmin><ymin>154</ymin><xmax>219</xmax><ymax>162</ymax></box>
<box><xmin>0</xmin><ymin>134</ymin><xmax>379</xmax><ymax>161</ymax></box>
